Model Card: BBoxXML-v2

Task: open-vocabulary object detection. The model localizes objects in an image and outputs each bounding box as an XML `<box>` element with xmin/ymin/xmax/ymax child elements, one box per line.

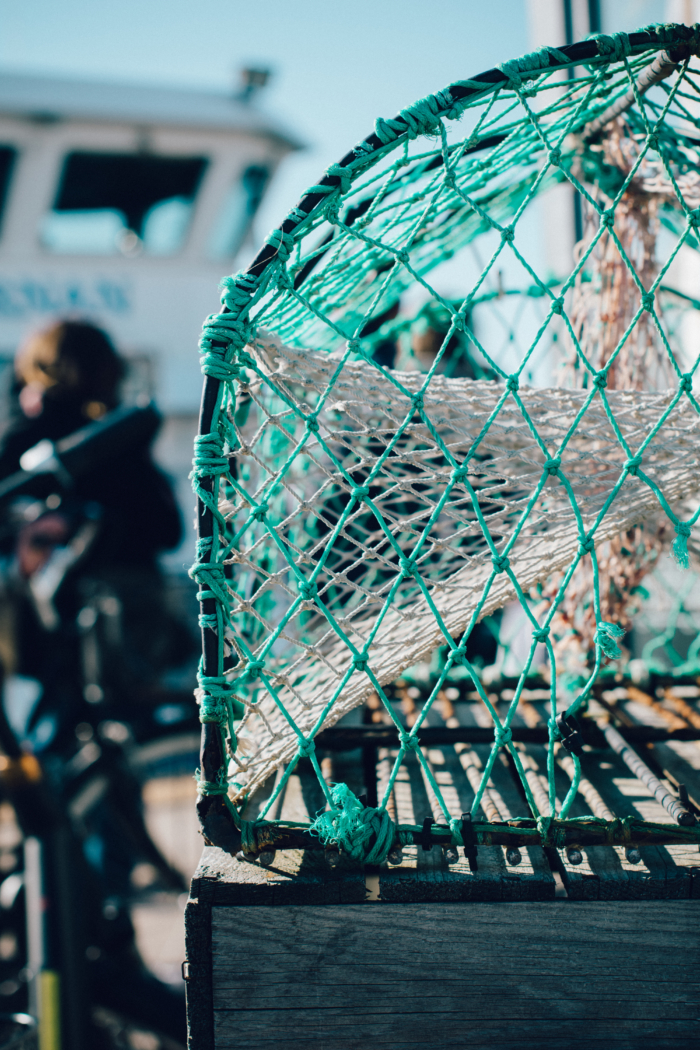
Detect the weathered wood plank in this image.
<box><xmin>185</xmin><ymin>878</ymin><xmax>214</xmax><ymax>1050</ymax></box>
<box><xmin>210</xmin><ymin>901</ymin><xmax>700</xmax><ymax>1050</ymax></box>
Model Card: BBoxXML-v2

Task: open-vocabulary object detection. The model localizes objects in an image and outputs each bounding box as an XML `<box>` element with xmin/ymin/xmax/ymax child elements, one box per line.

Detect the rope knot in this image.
<box><xmin>551</xmin><ymin>296</ymin><xmax>565</xmax><ymax>315</ymax></box>
<box><xmin>305</xmin><ymin>414</ymin><xmax>320</xmax><ymax>433</ymax></box>
<box><xmin>536</xmin><ymin>815</ymin><xmax>566</xmax><ymax>849</ymax></box>
<box><xmin>297</xmin><ymin>737</ymin><xmax>316</xmax><ymax>757</ymax></box>
<box><xmin>353</xmin><ymin>655</ymin><xmax>369</xmax><ymax>672</ymax></box>
<box><xmin>497</xmin><ymin>45</ymin><xmax>569</xmax><ymax>91</ymax></box>
<box><xmin>689</xmin><ymin>209</ymin><xmax>700</xmax><ymax>230</ymax></box>
<box><xmin>264</xmin><ymin>228</ymin><xmax>294</xmax><ymax>263</ymax></box>
<box><xmin>443</xmin><ymin>168</ymin><xmax>457</xmax><ymax>190</ymax></box>
<box><xmin>245</xmin><ymin>660</ymin><xmax>264</xmax><ymax>679</ymax></box>
<box><xmin>399</xmin><ymin>557</ymin><xmax>416</xmax><ymax>579</ymax></box>
<box><xmin>251</xmin><ymin>503</ymin><xmax>268</xmax><ymax>521</ymax></box>
<box><xmin>451</xmin><ymin>465</ymin><xmax>469</xmax><ymax>483</ymax></box>
<box><xmin>309</xmin><ymin>784</ymin><xmax>402</xmax><ymax>865</ymax></box>
<box><xmin>533</xmin><ymin>627</ymin><xmax>550</xmax><ymax>643</ymax></box>
<box><xmin>449</xmin><ymin>817</ymin><xmax>464</xmax><ymax>846</ymax></box>
<box><xmin>593</xmin><ymin>371</ymin><xmax>608</xmax><ymax>389</ymax></box>
<box><xmin>601</xmin><ymin>208</ymin><xmax>616</xmax><ymax>229</ymax></box>
<box><xmin>324</xmin><ymin>162</ymin><xmax>353</xmax><ymax>195</ymax></box>
<box><xmin>641</xmin><ymin>291</ymin><xmax>655</xmax><ymax>313</ymax></box>
<box><xmin>196</xmin><ymin>691</ymin><xmax>227</xmax><ymax>725</ymax></box>
<box><xmin>298</xmin><ymin>580</ymin><xmax>317</xmax><ymax>601</ymax></box>
<box><xmin>548</xmin><ymin>147</ymin><xmax>562</xmax><ymax>166</ymax></box>
<box><xmin>195</xmin><ymin>769</ymin><xmax>230</xmax><ymax>797</ymax></box>
<box><xmin>506</xmin><ymin>374</ymin><xmax>519</xmax><ymax>392</ymax></box>
<box><xmin>543</xmin><ymin>456</ymin><xmax>561</xmax><ymax>477</ymax></box>
<box><xmin>189</xmin><ymin>560</ymin><xmax>231</xmax><ymax>617</ymax></box>
<box><xmin>323</xmin><ymin>196</ymin><xmax>341</xmax><ymax>225</ymax></box>
<box><xmin>191</xmin><ymin>432</ymin><xmax>228</xmax><ymax>478</ymax></box>
<box><xmin>672</xmin><ymin>520</ymin><xmax>693</xmax><ymax>570</ymax></box>
<box><xmin>399</xmin><ymin>733</ymin><xmax>421</xmax><ymax>752</ymax></box>
<box><xmin>578</xmin><ymin>536</ymin><xmax>595</xmax><ymax>556</ymax></box>
<box><xmin>492</xmin><ymin>553</ymin><xmax>510</xmax><ymax>573</ymax></box>
<box><xmin>501</xmin><ymin>226</ymin><xmax>515</xmax><ymax>243</ymax></box>
<box><xmin>450</xmin><ymin>646</ymin><xmax>468</xmax><ymax>665</ymax></box>
<box><xmin>373</xmin><ymin>91</ymin><xmax>456</xmax><ymax>145</ymax></box>
<box><xmin>200</xmin><ymin>352</ymin><xmax>246</xmax><ymax>382</ymax></box>
<box><xmin>595</xmin><ymin>621</ymin><xmax>626</xmax><ymax>660</ymax></box>
<box><xmin>238</xmin><ymin>820</ymin><xmax>259</xmax><ymax>854</ymax></box>
<box><xmin>594</xmin><ymin>31</ymin><xmax>631</xmax><ymax>62</ymax></box>
<box><xmin>494</xmin><ymin>725</ymin><xmax>512</xmax><ymax>747</ymax></box>
<box><xmin>354</xmin><ymin>485</ymin><xmax>370</xmax><ymax>500</ymax></box>
<box><xmin>625</xmin><ymin>454</ymin><xmax>643</xmax><ymax>476</ymax></box>
<box><xmin>647</xmin><ymin>133</ymin><xmax>660</xmax><ymax>153</ymax></box>
<box><xmin>219</xmin><ymin>272</ymin><xmax>259</xmax><ymax>312</ymax></box>
<box><xmin>680</xmin><ymin>373</ymin><xmax>694</xmax><ymax>393</ymax></box>
<box><xmin>411</xmin><ymin>391</ymin><xmax>424</xmax><ymax>409</ymax></box>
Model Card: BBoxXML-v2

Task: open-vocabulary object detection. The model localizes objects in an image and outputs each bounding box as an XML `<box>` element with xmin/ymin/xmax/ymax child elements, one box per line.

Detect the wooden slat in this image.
<box><xmin>505</xmin><ymin>695</ymin><xmax>700</xmax><ymax>900</ymax></box>
<box><xmin>377</xmin><ymin>694</ymin><xmax>555</xmax><ymax>901</ymax></box>
<box><xmin>191</xmin><ymin>691</ymin><xmax>700</xmax><ymax>911</ymax></box>
<box><xmin>210</xmin><ymin>901</ymin><xmax>700</xmax><ymax>1049</ymax></box>
<box><xmin>379</xmin><ymin>745</ymin><xmax>506</xmax><ymax>901</ymax></box>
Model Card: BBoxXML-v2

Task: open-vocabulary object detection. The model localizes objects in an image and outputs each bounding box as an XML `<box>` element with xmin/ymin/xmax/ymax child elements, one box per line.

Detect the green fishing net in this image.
<box><xmin>192</xmin><ymin>23</ymin><xmax>700</xmax><ymax>858</ymax></box>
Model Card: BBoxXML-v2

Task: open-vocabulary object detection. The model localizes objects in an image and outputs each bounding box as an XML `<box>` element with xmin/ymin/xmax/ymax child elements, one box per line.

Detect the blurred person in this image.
<box><xmin>0</xmin><ymin>318</ymin><xmax>181</xmax><ymax>574</ymax></box>
<box><xmin>0</xmin><ymin>320</ymin><xmax>190</xmax><ymax>1046</ymax></box>
<box><xmin>0</xmin><ymin>320</ymin><xmax>190</xmax><ymax>735</ymax></box>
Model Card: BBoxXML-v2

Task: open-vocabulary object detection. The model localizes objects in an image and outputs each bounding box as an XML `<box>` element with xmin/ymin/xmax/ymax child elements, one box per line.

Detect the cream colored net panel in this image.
<box><xmin>227</xmin><ymin>333</ymin><xmax>700</xmax><ymax>799</ymax></box>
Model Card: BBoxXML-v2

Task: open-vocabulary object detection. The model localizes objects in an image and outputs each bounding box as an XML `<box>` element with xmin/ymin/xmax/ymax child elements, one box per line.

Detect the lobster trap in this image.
<box><xmin>191</xmin><ymin>22</ymin><xmax>700</xmax><ymax>868</ymax></box>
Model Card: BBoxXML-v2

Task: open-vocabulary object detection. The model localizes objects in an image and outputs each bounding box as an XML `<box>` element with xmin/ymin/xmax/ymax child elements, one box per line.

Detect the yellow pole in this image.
<box><xmin>38</xmin><ymin>970</ymin><xmax>61</xmax><ymax>1050</ymax></box>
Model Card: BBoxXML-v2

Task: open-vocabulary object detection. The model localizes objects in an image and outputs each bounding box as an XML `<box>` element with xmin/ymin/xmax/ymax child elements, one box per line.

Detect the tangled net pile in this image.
<box><xmin>192</xmin><ymin>24</ymin><xmax>700</xmax><ymax>859</ymax></box>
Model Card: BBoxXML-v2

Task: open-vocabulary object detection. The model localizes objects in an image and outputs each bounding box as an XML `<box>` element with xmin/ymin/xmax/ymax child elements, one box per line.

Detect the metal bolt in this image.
<box><xmin>566</xmin><ymin>847</ymin><xmax>583</xmax><ymax>866</ymax></box>
<box><xmin>387</xmin><ymin>847</ymin><xmax>403</xmax><ymax>865</ymax></box>
<box><xmin>506</xmin><ymin>848</ymin><xmax>522</xmax><ymax>866</ymax></box>
<box><xmin>625</xmin><ymin>846</ymin><xmax>642</xmax><ymax>865</ymax></box>
<box><xmin>443</xmin><ymin>847</ymin><xmax>459</xmax><ymax>865</ymax></box>
<box><xmin>258</xmin><ymin>850</ymin><xmax>276</xmax><ymax>867</ymax></box>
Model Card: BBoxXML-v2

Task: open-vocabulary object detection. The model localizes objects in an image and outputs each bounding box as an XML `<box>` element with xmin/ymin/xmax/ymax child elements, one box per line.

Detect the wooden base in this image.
<box><xmin>186</xmin><ymin>860</ymin><xmax>700</xmax><ymax>1050</ymax></box>
<box><xmin>186</xmin><ymin>689</ymin><xmax>700</xmax><ymax>1047</ymax></box>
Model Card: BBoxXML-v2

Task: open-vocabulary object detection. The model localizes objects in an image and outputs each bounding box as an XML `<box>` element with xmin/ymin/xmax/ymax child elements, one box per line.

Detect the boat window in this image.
<box><xmin>0</xmin><ymin>147</ymin><xmax>17</xmax><ymax>235</ymax></box>
<box><xmin>41</xmin><ymin>151</ymin><xmax>208</xmax><ymax>256</ymax></box>
<box><xmin>208</xmin><ymin>164</ymin><xmax>270</xmax><ymax>259</ymax></box>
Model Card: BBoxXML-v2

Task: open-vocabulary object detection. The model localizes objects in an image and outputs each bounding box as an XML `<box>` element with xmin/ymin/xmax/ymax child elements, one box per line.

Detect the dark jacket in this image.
<box><xmin>0</xmin><ymin>379</ymin><xmax>182</xmax><ymax>567</ymax></box>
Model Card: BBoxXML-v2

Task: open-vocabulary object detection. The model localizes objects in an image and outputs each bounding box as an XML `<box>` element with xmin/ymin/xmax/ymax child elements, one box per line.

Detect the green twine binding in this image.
<box><xmin>309</xmin><ymin>783</ymin><xmax>408</xmax><ymax>864</ymax></box>
<box><xmin>672</xmin><ymin>521</ymin><xmax>692</xmax><ymax>569</ymax></box>
<box><xmin>498</xmin><ymin>46</ymin><xmax>570</xmax><ymax>90</ymax></box>
<box><xmin>595</xmin><ymin>622</ymin><xmax>626</xmax><ymax>660</ymax></box>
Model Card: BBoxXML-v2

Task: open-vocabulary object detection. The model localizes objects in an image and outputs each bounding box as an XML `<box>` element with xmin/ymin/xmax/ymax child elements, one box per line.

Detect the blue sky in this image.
<box><xmin>0</xmin><ymin>0</ymin><xmax>667</xmax><ymax>241</ymax></box>
<box><xmin>0</xmin><ymin>0</ymin><xmax>529</xmax><ymax>239</ymax></box>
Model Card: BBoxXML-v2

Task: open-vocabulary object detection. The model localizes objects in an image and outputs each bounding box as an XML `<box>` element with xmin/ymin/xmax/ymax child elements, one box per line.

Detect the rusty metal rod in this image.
<box><xmin>313</xmin><ymin>723</ymin><xmax>700</xmax><ymax>750</ymax></box>
<box><xmin>216</xmin><ymin>814</ymin><xmax>700</xmax><ymax>858</ymax></box>
<box><xmin>601</xmin><ymin>722</ymin><xmax>695</xmax><ymax>826</ymax></box>
<box><xmin>583</xmin><ymin>50</ymin><xmax>679</xmax><ymax>140</ymax></box>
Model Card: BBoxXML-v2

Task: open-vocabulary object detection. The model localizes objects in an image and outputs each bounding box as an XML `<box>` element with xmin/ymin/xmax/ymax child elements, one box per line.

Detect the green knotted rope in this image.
<box><xmin>310</xmin><ymin>784</ymin><xmax>409</xmax><ymax>864</ymax></box>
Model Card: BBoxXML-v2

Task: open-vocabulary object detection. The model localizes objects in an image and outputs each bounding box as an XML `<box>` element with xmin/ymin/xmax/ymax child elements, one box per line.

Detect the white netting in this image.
<box><xmin>226</xmin><ymin>332</ymin><xmax>700</xmax><ymax>799</ymax></box>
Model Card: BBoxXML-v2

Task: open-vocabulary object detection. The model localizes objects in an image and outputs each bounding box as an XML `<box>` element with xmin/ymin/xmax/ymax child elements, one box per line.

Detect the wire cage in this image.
<box><xmin>191</xmin><ymin>23</ymin><xmax>700</xmax><ymax>865</ymax></box>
